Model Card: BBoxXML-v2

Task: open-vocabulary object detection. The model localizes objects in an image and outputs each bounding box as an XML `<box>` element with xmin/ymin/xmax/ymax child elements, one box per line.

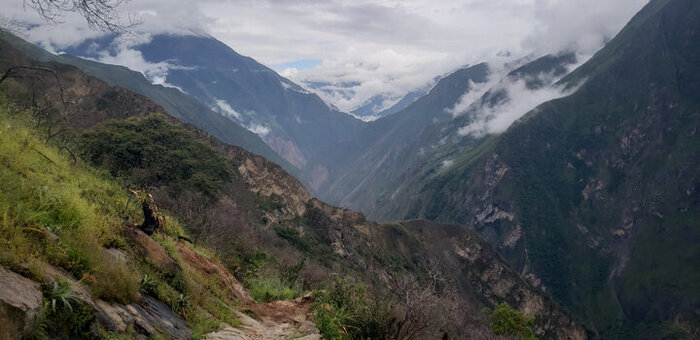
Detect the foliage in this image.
<box><xmin>274</xmin><ymin>225</ymin><xmax>310</xmax><ymax>251</ymax></box>
<box><xmin>79</xmin><ymin>113</ymin><xmax>233</xmax><ymax>198</ymax></box>
<box><xmin>311</xmin><ymin>276</ymin><xmax>393</xmax><ymax>340</ymax></box>
<box><xmin>91</xmin><ymin>260</ymin><xmax>140</xmax><ymax>304</ymax></box>
<box><xmin>487</xmin><ymin>303</ymin><xmax>537</xmax><ymax>340</ymax></box>
<box><xmin>42</xmin><ymin>280</ymin><xmax>95</xmax><ymax>335</ymax></box>
<box><xmin>247</xmin><ymin>275</ymin><xmax>302</xmax><ymax>303</ymax></box>
<box><xmin>45</xmin><ymin>280</ymin><xmax>76</xmax><ymax>313</ymax></box>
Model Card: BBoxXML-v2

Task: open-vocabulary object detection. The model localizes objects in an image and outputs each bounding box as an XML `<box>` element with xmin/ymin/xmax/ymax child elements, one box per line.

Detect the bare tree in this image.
<box><xmin>23</xmin><ymin>0</ymin><xmax>140</xmax><ymax>32</ymax></box>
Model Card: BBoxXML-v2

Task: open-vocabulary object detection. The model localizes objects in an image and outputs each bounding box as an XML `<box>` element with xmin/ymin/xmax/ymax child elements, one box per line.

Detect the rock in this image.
<box><xmin>0</xmin><ymin>266</ymin><xmax>43</xmax><ymax>339</ymax></box>
<box><xmin>123</xmin><ymin>226</ymin><xmax>180</xmax><ymax>276</ymax></box>
<box><xmin>104</xmin><ymin>248</ymin><xmax>130</xmax><ymax>264</ymax></box>
<box><xmin>176</xmin><ymin>243</ymin><xmax>253</xmax><ymax>304</ymax></box>
<box><xmin>205</xmin><ymin>324</ymin><xmax>249</xmax><ymax>340</ymax></box>
<box><xmin>95</xmin><ymin>296</ymin><xmax>191</xmax><ymax>339</ymax></box>
<box><xmin>42</xmin><ymin>265</ymin><xmax>96</xmax><ymax>308</ymax></box>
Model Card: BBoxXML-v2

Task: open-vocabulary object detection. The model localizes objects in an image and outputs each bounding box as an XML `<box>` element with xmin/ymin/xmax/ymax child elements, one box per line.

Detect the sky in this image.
<box><xmin>3</xmin><ymin>0</ymin><xmax>647</xmax><ymax>112</ymax></box>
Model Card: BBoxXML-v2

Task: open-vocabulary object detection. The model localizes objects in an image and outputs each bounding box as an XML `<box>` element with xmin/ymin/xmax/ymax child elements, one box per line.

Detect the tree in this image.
<box><xmin>488</xmin><ymin>303</ymin><xmax>537</xmax><ymax>340</ymax></box>
<box><xmin>23</xmin><ymin>0</ymin><xmax>139</xmax><ymax>32</ymax></box>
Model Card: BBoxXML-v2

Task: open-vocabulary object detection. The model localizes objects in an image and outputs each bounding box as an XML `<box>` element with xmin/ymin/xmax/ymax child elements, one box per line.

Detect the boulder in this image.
<box><xmin>0</xmin><ymin>266</ymin><xmax>43</xmax><ymax>339</ymax></box>
<box><xmin>95</xmin><ymin>296</ymin><xmax>191</xmax><ymax>339</ymax></box>
<box><xmin>123</xmin><ymin>226</ymin><xmax>180</xmax><ymax>276</ymax></box>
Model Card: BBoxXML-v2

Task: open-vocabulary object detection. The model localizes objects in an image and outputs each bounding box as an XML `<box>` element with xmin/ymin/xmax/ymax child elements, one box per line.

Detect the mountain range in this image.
<box><xmin>1</xmin><ymin>0</ymin><xmax>698</xmax><ymax>338</ymax></box>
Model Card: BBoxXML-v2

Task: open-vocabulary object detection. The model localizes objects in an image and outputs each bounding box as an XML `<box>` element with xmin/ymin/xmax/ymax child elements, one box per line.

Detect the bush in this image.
<box><xmin>247</xmin><ymin>276</ymin><xmax>302</xmax><ymax>303</ymax></box>
<box><xmin>42</xmin><ymin>280</ymin><xmax>95</xmax><ymax>335</ymax></box>
<box><xmin>79</xmin><ymin>114</ymin><xmax>233</xmax><ymax>199</ymax></box>
<box><xmin>91</xmin><ymin>260</ymin><xmax>140</xmax><ymax>304</ymax></box>
<box><xmin>311</xmin><ymin>276</ymin><xmax>392</xmax><ymax>340</ymax></box>
<box><xmin>488</xmin><ymin>303</ymin><xmax>537</xmax><ymax>340</ymax></box>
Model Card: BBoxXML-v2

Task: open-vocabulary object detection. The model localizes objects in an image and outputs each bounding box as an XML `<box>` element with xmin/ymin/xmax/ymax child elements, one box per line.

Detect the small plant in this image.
<box><xmin>42</xmin><ymin>279</ymin><xmax>96</xmax><ymax>335</ymax></box>
<box><xmin>171</xmin><ymin>294</ymin><xmax>191</xmax><ymax>316</ymax></box>
<box><xmin>46</xmin><ymin>280</ymin><xmax>75</xmax><ymax>313</ymax></box>
<box><xmin>141</xmin><ymin>274</ymin><xmax>157</xmax><ymax>294</ymax></box>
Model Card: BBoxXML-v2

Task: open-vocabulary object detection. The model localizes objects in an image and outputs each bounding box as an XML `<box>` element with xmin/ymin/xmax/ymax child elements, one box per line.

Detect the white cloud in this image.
<box><xmin>246</xmin><ymin>123</ymin><xmax>271</xmax><ymax>137</ymax></box>
<box><xmin>3</xmin><ymin>0</ymin><xmax>647</xmax><ymax>111</ymax></box>
<box><xmin>455</xmin><ymin>58</ymin><xmax>585</xmax><ymax>138</ymax></box>
<box><xmin>214</xmin><ymin>99</ymin><xmax>242</xmax><ymax>120</ymax></box>
<box><xmin>522</xmin><ymin>0</ymin><xmax>648</xmax><ymax>55</ymax></box>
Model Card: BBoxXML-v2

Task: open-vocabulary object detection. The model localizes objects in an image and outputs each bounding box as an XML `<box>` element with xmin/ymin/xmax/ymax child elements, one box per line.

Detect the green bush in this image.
<box><xmin>91</xmin><ymin>260</ymin><xmax>140</xmax><ymax>304</ymax></box>
<box><xmin>311</xmin><ymin>276</ymin><xmax>392</xmax><ymax>340</ymax></box>
<box><xmin>247</xmin><ymin>276</ymin><xmax>302</xmax><ymax>303</ymax></box>
<box><xmin>42</xmin><ymin>280</ymin><xmax>95</xmax><ymax>335</ymax></box>
<box><xmin>79</xmin><ymin>114</ymin><xmax>233</xmax><ymax>198</ymax></box>
<box><xmin>488</xmin><ymin>303</ymin><xmax>537</xmax><ymax>340</ymax></box>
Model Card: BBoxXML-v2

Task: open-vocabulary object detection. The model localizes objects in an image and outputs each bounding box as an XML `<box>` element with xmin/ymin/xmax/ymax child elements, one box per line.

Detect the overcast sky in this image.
<box><xmin>4</xmin><ymin>0</ymin><xmax>647</xmax><ymax>112</ymax></box>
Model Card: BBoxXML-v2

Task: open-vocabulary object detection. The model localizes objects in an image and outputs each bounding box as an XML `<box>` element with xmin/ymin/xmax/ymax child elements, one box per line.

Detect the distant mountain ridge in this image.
<box><xmin>0</xmin><ymin>31</ymin><xmax>298</xmax><ymax>176</ymax></box>
<box><xmin>329</xmin><ymin>0</ymin><xmax>700</xmax><ymax>337</ymax></box>
<box><xmin>65</xmin><ymin>34</ymin><xmax>366</xmax><ymax>169</ymax></box>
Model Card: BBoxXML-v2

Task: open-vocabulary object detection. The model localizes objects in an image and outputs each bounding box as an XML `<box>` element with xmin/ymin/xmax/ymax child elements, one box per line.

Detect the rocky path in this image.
<box><xmin>205</xmin><ymin>295</ymin><xmax>320</xmax><ymax>340</ymax></box>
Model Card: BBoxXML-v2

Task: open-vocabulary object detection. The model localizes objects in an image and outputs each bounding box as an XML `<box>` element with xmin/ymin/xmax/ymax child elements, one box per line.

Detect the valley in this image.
<box><xmin>1</xmin><ymin>0</ymin><xmax>698</xmax><ymax>338</ymax></box>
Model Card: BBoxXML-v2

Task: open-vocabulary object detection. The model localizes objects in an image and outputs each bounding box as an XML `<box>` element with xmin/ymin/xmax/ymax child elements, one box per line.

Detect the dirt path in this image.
<box><xmin>205</xmin><ymin>295</ymin><xmax>320</xmax><ymax>340</ymax></box>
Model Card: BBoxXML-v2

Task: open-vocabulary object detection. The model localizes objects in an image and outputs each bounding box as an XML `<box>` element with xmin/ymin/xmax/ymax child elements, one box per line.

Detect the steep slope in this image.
<box><xmin>67</xmin><ymin>34</ymin><xmax>365</xmax><ymax>169</ymax></box>
<box><xmin>0</xmin><ymin>31</ymin><xmax>297</xmax><ymax>175</ymax></box>
<box><xmin>379</xmin><ymin>0</ymin><xmax>700</xmax><ymax>336</ymax></box>
<box><xmin>350</xmin><ymin>77</ymin><xmax>440</xmax><ymax>121</ymax></box>
<box><xmin>305</xmin><ymin>63</ymin><xmax>489</xmax><ymax>202</ymax></box>
<box><xmin>310</xmin><ymin>53</ymin><xmax>579</xmax><ymax>215</ymax></box>
<box><xmin>0</xmin><ymin>37</ymin><xmax>584</xmax><ymax>339</ymax></box>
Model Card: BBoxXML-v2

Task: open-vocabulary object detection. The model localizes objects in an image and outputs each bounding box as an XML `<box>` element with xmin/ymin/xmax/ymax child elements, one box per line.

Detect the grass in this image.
<box><xmin>0</xmin><ymin>101</ymin><xmax>244</xmax><ymax>336</ymax></box>
<box><xmin>247</xmin><ymin>276</ymin><xmax>303</xmax><ymax>303</ymax></box>
<box><xmin>0</xmin><ymin>102</ymin><xmax>141</xmax><ymax>303</ymax></box>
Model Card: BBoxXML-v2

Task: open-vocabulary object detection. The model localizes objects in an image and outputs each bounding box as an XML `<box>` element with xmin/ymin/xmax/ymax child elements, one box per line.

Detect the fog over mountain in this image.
<box><xmin>4</xmin><ymin>0</ymin><xmax>646</xmax><ymax>113</ymax></box>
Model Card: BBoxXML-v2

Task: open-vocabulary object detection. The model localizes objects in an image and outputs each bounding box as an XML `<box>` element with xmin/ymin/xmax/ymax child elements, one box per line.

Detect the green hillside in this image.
<box><xmin>380</xmin><ymin>0</ymin><xmax>700</xmax><ymax>336</ymax></box>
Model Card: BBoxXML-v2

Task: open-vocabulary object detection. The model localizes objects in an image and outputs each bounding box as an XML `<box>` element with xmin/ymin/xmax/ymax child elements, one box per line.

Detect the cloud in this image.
<box><xmin>522</xmin><ymin>0</ymin><xmax>648</xmax><ymax>55</ymax></box>
<box><xmin>246</xmin><ymin>123</ymin><xmax>271</xmax><ymax>137</ymax></box>
<box><xmin>4</xmin><ymin>0</ymin><xmax>648</xmax><ymax>112</ymax></box>
<box><xmin>455</xmin><ymin>59</ymin><xmax>584</xmax><ymax>138</ymax></box>
<box><xmin>213</xmin><ymin>99</ymin><xmax>242</xmax><ymax>120</ymax></box>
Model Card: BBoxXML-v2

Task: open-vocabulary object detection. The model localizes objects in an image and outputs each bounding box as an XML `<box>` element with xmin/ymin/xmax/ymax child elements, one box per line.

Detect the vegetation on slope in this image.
<box><xmin>0</xmin><ymin>101</ymin><xmax>240</xmax><ymax>338</ymax></box>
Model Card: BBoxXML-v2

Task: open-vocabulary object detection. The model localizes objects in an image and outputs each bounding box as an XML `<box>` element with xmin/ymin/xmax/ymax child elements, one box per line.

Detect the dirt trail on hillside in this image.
<box><xmin>205</xmin><ymin>295</ymin><xmax>320</xmax><ymax>340</ymax></box>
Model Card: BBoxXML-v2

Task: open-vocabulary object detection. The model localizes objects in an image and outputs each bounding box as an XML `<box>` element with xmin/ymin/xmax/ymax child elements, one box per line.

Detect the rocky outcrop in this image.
<box><xmin>123</xmin><ymin>226</ymin><xmax>180</xmax><ymax>276</ymax></box>
<box><xmin>0</xmin><ymin>266</ymin><xmax>44</xmax><ymax>339</ymax></box>
<box><xmin>176</xmin><ymin>243</ymin><xmax>253</xmax><ymax>304</ymax></box>
<box><xmin>95</xmin><ymin>296</ymin><xmax>191</xmax><ymax>339</ymax></box>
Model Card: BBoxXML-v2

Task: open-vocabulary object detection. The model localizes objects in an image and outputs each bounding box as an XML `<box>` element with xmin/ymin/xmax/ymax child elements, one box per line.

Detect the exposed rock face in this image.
<box><xmin>0</xmin><ymin>266</ymin><xmax>43</xmax><ymax>339</ymax></box>
<box><xmin>95</xmin><ymin>296</ymin><xmax>191</xmax><ymax>339</ymax></box>
<box><xmin>176</xmin><ymin>243</ymin><xmax>253</xmax><ymax>304</ymax></box>
<box><xmin>123</xmin><ymin>226</ymin><xmax>180</xmax><ymax>276</ymax></box>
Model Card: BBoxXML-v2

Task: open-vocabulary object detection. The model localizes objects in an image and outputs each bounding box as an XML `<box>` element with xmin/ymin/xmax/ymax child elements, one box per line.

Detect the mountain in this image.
<box><xmin>66</xmin><ymin>34</ymin><xmax>365</xmax><ymax>169</ymax></box>
<box><xmin>308</xmin><ymin>51</ymin><xmax>580</xmax><ymax>213</ymax></box>
<box><xmin>0</xmin><ymin>31</ymin><xmax>584</xmax><ymax>339</ymax></box>
<box><xmin>303</xmin><ymin>63</ymin><xmax>490</xmax><ymax>199</ymax></box>
<box><xmin>350</xmin><ymin>79</ymin><xmax>439</xmax><ymax>121</ymax></box>
<box><xmin>357</xmin><ymin>0</ymin><xmax>700</xmax><ymax>336</ymax></box>
<box><xmin>0</xmin><ymin>31</ymin><xmax>298</xmax><ymax>176</ymax></box>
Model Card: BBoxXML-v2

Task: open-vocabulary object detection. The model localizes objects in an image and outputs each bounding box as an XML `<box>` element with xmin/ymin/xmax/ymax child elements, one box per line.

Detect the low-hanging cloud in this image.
<box><xmin>455</xmin><ymin>58</ymin><xmax>584</xmax><ymax>138</ymax></box>
<box><xmin>522</xmin><ymin>0</ymin><xmax>648</xmax><ymax>55</ymax></box>
<box><xmin>3</xmin><ymin>0</ymin><xmax>648</xmax><ymax>113</ymax></box>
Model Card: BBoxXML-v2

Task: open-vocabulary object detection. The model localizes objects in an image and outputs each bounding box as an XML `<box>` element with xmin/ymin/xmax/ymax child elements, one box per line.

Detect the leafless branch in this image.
<box><xmin>23</xmin><ymin>0</ymin><xmax>141</xmax><ymax>33</ymax></box>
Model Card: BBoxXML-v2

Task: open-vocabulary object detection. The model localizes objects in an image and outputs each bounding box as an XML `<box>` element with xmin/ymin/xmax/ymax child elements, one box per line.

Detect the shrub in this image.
<box><xmin>311</xmin><ymin>276</ymin><xmax>393</xmax><ymax>340</ymax></box>
<box><xmin>91</xmin><ymin>261</ymin><xmax>140</xmax><ymax>304</ymax></box>
<box><xmin>42</xmin><ymin>280</ymin><xmax>95</xmax><ymax>335</ymax></box>
<box><xmin>79</xmin><ymin>114</ymin><xmax>233</xmax><ymax>199</ymax></box>
<box><xmin>488</xmin><ymin>303</ymin><xmax>537</xmax><ymax>340</ymax></box>
<box><xmin>247</xmin><ymin>276</ymin><xmax>302</xmax><ymax>303</ymax></box>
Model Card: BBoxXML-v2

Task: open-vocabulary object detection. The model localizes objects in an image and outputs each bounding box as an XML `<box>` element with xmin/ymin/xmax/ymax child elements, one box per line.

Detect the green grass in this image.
<box><xmin>247</xmin><ymin>276</ymin><xmax>302</xmax><ymax>303</ymax></box>
<box><xmin>0</xmin><ymin>102</ymin><xmax>141</xmax><ymax>302</ymax></box>
<box><xmin>0</xmin><ymin>101</ymin><xmax>244</xmax><ymax>336</ymax></box>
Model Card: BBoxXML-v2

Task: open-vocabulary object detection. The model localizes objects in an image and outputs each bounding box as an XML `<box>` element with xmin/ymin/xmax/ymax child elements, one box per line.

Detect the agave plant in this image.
<box><xmin>46</xmin><ymin>280</ymin><xmax>75</xmax><ymax>313</ymax></box>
